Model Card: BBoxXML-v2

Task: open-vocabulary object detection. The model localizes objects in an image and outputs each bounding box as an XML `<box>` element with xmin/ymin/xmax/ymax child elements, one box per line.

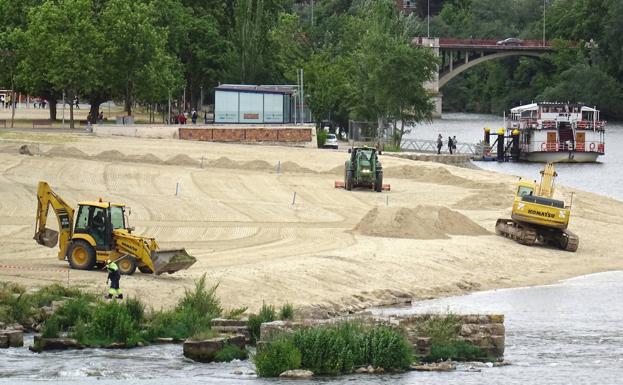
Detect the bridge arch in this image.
<box><xmin>439</xmin><ymin>51</ymin><xmax>545</xmax><ymax>88</ymax></box>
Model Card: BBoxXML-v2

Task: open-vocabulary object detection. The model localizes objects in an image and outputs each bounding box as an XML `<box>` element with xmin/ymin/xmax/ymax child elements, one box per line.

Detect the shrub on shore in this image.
<box><xmin>247</xmin><ymin>303</ymin><xmax>276</xmax><ymax>344</ymax></box>
<box><xmin>279</xmin><ymin>303</ymin><xmax>294</xmax><ymax>321</ymax></box>
<box><xmin>214</xmin><ymin>344</ymin><xmax>248</xmax><ymax>362</ymax></box>
<box><xmin>255</xmin><ymin>321</ymin><xmax>413</xmax><ymax>377</ymax></box>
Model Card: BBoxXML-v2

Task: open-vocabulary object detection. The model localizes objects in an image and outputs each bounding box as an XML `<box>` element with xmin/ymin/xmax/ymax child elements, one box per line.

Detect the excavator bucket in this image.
<box><xmin>150</xmin><ymin>248</ymin><xmax>197</xmax><ymax>275</ymax></box>
<box><xmin>35</xmin><ymin>229</ymin><xmax>59</xmax><ymax>248</ymax></box>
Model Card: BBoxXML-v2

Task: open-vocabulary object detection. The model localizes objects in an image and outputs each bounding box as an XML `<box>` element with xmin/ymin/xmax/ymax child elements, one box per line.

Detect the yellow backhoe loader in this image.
<box><xmin>495</xmin><ymin>163</ymin><xmax>579</xmax><ymax>252</ymax></box>
<box><xmin>34</xmin><ymin>181</ymin><xmax>196</xmax><ymax>275</ymax></box>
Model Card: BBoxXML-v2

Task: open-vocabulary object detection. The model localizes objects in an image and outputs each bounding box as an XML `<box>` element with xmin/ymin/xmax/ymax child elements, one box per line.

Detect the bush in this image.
<box><xmin>317</xmin><ymin>129</ymin><xmax>328</xmax><ymax>147</ymax></box>
<box><xmin>0</xmin><ymin>292</ymin><xmax>34</xmax><ymax>325</ymax></box>
<box><xmin>223</xmin><ymin>306</ymin><xmax>248</xmax><ymax>320</ymax></box>
<box><xmin>123</xmin><ymin>298</ymin><xmax>145</xmax><ymax>325</ymax></box>
<box><xmin>290</xmin><ymin>322</ymin><xmax>413</xmax><ymax>375</ymax></box>
<box><xmin>426</xmin><ymin>340</ymin><xmax>491</xmax><ymax>362</ymax></box>
<box><xmin>53</xmin><ymin>296</ymin><xmax>93</xmax><ymax>329</ymax></box>
<box><xmin>415</xmin><ymin>314</ymin><xmax>461</xmax><ymax>345</ymax></box>
<box><xmin>255</xmin><ymin>337</ymin><xmax>301</xmax><ymax>377</ymax></box>
<box><xmin>247</xmin><ymin>303</ymin><xmax>276</xmax><ymax>344</ymax></box>
<box><xmin>214</xmin><ymin>344</ymin><xmax>248</xmax><ymax>362</ymax></box>
<box><xmin>278</xmin><ymin>303</ymin><xmax>294</xmax><ymax>321</ymax></box>
<box><xmin>382</xmin><ymin>144</ymin><xmax>401</xmax><ymax>152</ymax></box>
<box><xmin>188</xmin><ymin>330</ymin><xmax>218</xmax><ymax>341</ymax></box>
<box><xmin>77</xmin><ymin>301</ymin><xmax>142</xmax><ymax>346</ymax></box>
<box><xmin>145</xmin><ymin>274</ymin><xmax>223</xmax><ymax>341</ymax></box>
<box><xmin>41</xmin><ymin>315</ymin><xmax>61</xmax><ymax>338</ymax></box>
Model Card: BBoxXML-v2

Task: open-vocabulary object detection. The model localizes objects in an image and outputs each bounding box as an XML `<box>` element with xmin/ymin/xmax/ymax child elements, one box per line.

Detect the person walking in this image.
<box><xmin>105</xmin><ymin>259</ymin><xmax>123</xmax><ymax>300</ymax></box>
<box><xmin>448</xmin><ymin>136</ymin><xmax>454</xmax><ymax>154</ymax></box>
<box><xmin>437</xmin><ymin>134</ymin><xmax>443</xmax><ymax>154</ymax></box>
<box><xmin>452</xmin><ymin>136</ymin><xmax>458</xmax><ymax>152</ymax></box>
<box><xmin>191</xmin><ymin>109</ymin><xmax>198</xmax><ymax>124</ymax></box>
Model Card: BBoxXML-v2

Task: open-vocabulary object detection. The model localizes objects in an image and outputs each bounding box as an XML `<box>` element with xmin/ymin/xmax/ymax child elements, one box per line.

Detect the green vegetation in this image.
<box><xmin>254</xmin><ymin>337</ymin><xmax>302</xmax><ymax>377</ymax></box>
<box><xmin>254</xmin><ymin>321</ymin><xmax>413</xmax><ymax>377</ymax></box>
<box><xmin>317</xmin><ymin>130</ymin><xmax>328</xmax><ymax>148</ymax></box>
<box><xmin>415</xmin><ymin>314</ymin><xmax>493</xmax><ymax>362</ymax></box>
<box><xmin>247</xmin><ymin>303</ymin><xmax>277</xmax><ymax>345</ymax></box>
<box><xmin>279</xmin><ymin>303</ymin><xmax>295</xmax><ymax>321</ymax></box>
<box><xmin>214</xmin><ymin>344</ymin><xmax>249</xmax><ymax>362</ymax></box>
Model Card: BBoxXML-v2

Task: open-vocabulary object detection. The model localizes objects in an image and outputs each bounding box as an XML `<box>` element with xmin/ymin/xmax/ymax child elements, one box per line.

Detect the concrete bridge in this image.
<box><xmin>412</xmin><ymin>37</ymin><xmax>556</xmax><ymax>116</ymax></box>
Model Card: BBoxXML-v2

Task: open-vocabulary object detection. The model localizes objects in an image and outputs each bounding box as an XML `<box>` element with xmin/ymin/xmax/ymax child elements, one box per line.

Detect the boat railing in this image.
<box><xmin>576</xmin><ymin>120</ymin><xmax>607</xmax><ymax>130</ymax></box>
<box><xmin>524</xmin><ymin>140</ymin><xmax>605</xmax><ymax>154</ymax></box>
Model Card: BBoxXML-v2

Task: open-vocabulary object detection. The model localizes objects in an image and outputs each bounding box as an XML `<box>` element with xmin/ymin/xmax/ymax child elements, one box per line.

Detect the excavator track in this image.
<box><xmin>495</xmin><ymin>218</ymin><xmax>537</xmax><ymax>246</ymax></box>
<box><xmin>559</xmin><ymin>230</ymin><xmax>579</xmax><ymax>252</ymax></box>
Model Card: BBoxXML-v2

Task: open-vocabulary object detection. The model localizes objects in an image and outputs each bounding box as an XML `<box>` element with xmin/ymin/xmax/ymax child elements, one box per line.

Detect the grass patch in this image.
<box><xmin>254</xmin><ymin>337</ymin><xmax>302</xmax><ymax>377</ymax></box>
<box><xmin>425</xmin><ymin>340</ymin><xmax>491</xmax><ymax>362</ymax></box>
<box><xmin>415</xmin><ymin>314</ymin><xmax>461</xmax><ymax>345</ymax></box>
<box><xmin>214</xmin><ymin>344</ymin><xmax>248</xmax><ymax>362</ymax></box>
<box><xmin>247</xmin><ymin>303</ymin><xmax>276</xmax><ymax>345</ymax></box>
<box><xmin>188</xmin><ymin>330</ymin><xmax>218</xmax><ymax>341</ymax></box>
<box><xmin>317</xmin><ymin>130</ymin><xmax>328</xmax><ymax>147</ymax></box>
<box><xmin>279</xmin><ymin>303</ymin><xmax>294</xmax><ymax>321</ymax></box>
<box><xmin>382</xmin><ymin>144</ymin><xmax>401</xmax><ymax>152</ymax></box>
<box><xmin>255</xmin><ymin>321</ymin><xmax>413</xmax><ymax>377</ymax></box>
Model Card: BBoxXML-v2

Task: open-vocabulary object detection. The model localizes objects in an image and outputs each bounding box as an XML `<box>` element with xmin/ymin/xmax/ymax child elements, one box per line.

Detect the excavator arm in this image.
<box><xmin>537</xmin><ymin>163</ymin><xmax>557</xmax><ymax>198</ymax></box>
<box><xmin>34</xmin><ymin>181</ymin><xmax>75</xmax><ymax>259</ymax></box>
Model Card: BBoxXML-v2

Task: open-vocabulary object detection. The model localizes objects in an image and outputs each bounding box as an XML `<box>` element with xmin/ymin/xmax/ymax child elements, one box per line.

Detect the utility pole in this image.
<box><xmin>62</xmin><ymin>89</ymin><xmax>65</xmax><ymax>129</ymax></box>
<box><xmin>311</xmin><ymin>0</ymin><xmax>314</xmax><ymax>27</ymax></box>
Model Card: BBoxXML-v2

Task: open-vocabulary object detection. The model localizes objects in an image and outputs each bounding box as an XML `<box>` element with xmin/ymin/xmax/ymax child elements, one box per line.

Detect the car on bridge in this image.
<box><xmin>496</xmin><ymin>37</ymin><xmax>523</xmax><ymax>46</ymax></box>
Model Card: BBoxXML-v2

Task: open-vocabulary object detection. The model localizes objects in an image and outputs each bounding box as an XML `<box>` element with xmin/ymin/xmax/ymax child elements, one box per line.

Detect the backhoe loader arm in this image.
<box><xmin>34</xmin><ymin>181</ymin><xmax>75</xmax><ymax>259</ymax></box>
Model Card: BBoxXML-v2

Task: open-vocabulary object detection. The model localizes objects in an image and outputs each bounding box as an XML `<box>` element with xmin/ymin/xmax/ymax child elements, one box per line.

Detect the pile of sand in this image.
<box><xmin>165</xmin><ymin>154</ymin><xmax>200</xmax><ymax>167</ymax></box>
<box><xmin>45</xmin><ymin>146</ymin><xmax>89</xmax><ymax>159</ymax></box>
<box><xmin>91</xmin><ymin>150</ymin><xmax>126</xmax><ymax>161</ymax></box>
<box><xmin>353</xmin><ymin>205</ymin><xmax>490</xmax><ymax>239</ymax></box>
<box><xmin>279</xmin><ymin>161</ymin><xmax>315</xmax><ymax>173</ymax></box>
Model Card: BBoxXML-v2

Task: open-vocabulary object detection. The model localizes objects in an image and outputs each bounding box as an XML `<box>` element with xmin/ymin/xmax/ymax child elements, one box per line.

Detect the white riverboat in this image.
<box><xmin>506</xmin><ymin>102</ymin><xmax>605</xmax><ymax>162</ymax></box>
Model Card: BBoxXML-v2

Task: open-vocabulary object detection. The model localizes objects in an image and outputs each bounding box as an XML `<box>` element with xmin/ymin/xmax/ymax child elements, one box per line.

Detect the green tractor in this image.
<box><xmin>344</xmin><ymin>147</ymin><xmax>384</xmax><ymax>192</ymax></box>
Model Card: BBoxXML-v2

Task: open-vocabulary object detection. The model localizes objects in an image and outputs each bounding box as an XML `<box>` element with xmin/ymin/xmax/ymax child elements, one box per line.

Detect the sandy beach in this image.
<box><xmin>1</xmin><ymin>130</ymin><xmax>622</xmax><ymax>317</ymax></box>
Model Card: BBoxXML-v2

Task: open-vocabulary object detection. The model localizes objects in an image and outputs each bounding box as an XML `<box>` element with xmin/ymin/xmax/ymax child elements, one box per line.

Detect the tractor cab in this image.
<box><xmin>74</xmin><ymin>201</ymin><xmax>127</xmax><ymax>250</ymax></box>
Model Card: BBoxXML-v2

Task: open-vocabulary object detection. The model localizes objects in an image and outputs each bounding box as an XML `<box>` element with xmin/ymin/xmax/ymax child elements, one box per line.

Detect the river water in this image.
<box><xmin>405</xmin><ymin>113</ymin><xmax>623</xmax><ymax>201</ymax></box>
<box><xmin>2</xmin><ymin>271</ymin><xmax>622</xmax><ymax>385</ymax></box>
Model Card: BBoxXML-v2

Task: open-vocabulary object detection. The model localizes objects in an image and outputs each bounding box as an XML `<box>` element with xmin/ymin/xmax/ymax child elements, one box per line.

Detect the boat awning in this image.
<box><xmin>510</xmin><ymin>103</ymin><xmax>538</xmax><ymax>113</ymax></box>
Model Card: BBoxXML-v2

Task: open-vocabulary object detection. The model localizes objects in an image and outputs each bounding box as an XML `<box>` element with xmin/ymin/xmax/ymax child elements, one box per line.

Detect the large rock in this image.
<box><xmin>30</xmin><ymin>336</ymin><xmax>84</xmax><ymax>352</ymax></box>
<box><xmin>210</xmin><ymin>318</ymin><xmax>250</xmax><ymax>342</ymax></box>
<box><xmin>183</xmin><ymin>334</ymin><xmax>246</xmax><ymax>363</ymax></box>
<box><xmin>0</xmin><ymin>330</ymin><xmax>24</xmax><ymax>347</ymax></box>
<box><xmin>279</xmin><ymin>369</ymin><xmax>313</xmax><ymax>378</ymax></box>
<box><xmin>410</xmin><ymin>360</ymin><xmax>456</xmax><ymax>372</ymax></box>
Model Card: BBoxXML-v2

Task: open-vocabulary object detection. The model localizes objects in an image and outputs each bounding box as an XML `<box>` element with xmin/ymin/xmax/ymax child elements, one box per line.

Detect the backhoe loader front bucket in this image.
<box><xmin>150</xmin><ymin>248</ymin><xmax>197</xmax><ymax>275</ymax></box>
<box><xmin>35</xmin><ymin>229</ymin><xmax>59</xmax><ymax>248</ymax></box>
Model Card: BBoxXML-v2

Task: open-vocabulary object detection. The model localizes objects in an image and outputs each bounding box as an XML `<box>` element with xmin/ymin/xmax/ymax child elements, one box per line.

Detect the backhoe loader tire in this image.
<box><xmin>375</xmin><ymin>171</ymin><xmax>383</xmax><ymax>192</ymax></box>
<box><xmin>67</xmin><ymin>240</ymin><xmax>96</xmax><ymax>270</ymax></box>
<box><xmin>346</xmin><ymin>170</ymin><xmax>353</xmax><ymax>191</ymax></box>
<box><xmin>117</xmin><ymin>256</ymin><xmax>137</xmax><ymax>275</ymax></box>
<box><xmin>138</xmin><ymin>265</ymin><xmax>154</xmax><ymax>274</ymax></box>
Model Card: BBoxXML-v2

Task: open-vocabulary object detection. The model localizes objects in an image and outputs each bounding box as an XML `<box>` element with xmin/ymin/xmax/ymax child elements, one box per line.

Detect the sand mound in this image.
<box><xmin>127</xmin><ymin>153</ymin><xmax>163</xmax><ymax>164</ymax></box>
<box><xmin>91</xmin><ymin>150</ymin><xmax>126</xmax><ymax>161</ymax></box>
<box><xmin>384</xmin><ymin>165</ymin><xmax>491</xmax><ymax>189</ymax></box>
<box><xmin>279</xmin><ymin>161</ymin><xmax>315</xmax><ymax>173</ymax></box>
<box><xmin>323</xmin><ymin>165</ymin><xmax>344</xmax><ymax>175</ymax></box>
<box><xmin>45</xmin><ymin>146</ymin><xmax>89</xmax><ymax>159</ymax></box>
<box><xmin>19</xmin><ymin>145</ymin><xmax>35</xmax><ymax>156</ymax></box>
<box><xmin>242</xmin><ymin>160</ymin><xmax>273</xmax><ymax>171</ymax></box>
<box><xmin>165</xmin><ymin>154</ymin><xmax>200</xmax><ymax>167</ymax></box>
<box><xmin>354</xmin><ymin>205</ymin><xmax>489</xmax><ymax>239</ymax></box>
<box><xmin>209</xmin><ymin>156</ymin><xmax>242</xmax><ymax>169</ymax></box>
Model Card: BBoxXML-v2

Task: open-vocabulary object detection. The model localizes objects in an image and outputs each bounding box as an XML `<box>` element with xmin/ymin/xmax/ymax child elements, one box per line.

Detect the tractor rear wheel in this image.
<box><xmin>375</xmin><ymin>171</ymin><xmax>383</xmax><ymax>192</ymax></box>
<box><xmin>346</xmin><ymin>170</ymin><xmax>354</xmax><ymax>191</ymax></box>
<box><xmin>117</xmin><ymin>256</ymin><xmax>137</xmax><ymax>275</ymax></box>
<box><xmin>67</xmin><ymin>240</ymin><xmax>96</xmax><ymax>270</ymax></box>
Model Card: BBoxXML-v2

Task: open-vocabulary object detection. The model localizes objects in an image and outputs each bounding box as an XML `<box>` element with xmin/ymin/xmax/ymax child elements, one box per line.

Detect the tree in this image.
<box><xmin>16</xmin><ymin>0</ymin><xmax>104</xmax><ymax>128</ymax></box>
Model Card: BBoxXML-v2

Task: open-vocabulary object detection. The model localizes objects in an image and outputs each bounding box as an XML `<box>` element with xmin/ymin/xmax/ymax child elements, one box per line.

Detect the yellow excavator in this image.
<box><xmin>34</xmin><ymin>181</ymin><xmax>197</xmax><ymax>275</ymax></box>
<box><xmin>495</xmin><ymin>163</ymin><xmax>579</xmax><ymax>252</ymax></box>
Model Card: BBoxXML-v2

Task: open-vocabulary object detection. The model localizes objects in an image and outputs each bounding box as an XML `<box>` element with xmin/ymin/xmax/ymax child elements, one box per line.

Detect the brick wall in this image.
<box><xmin>179</xmin><ymin>127</ymin><xmax>312</xmax><ymax>144</ymax></box>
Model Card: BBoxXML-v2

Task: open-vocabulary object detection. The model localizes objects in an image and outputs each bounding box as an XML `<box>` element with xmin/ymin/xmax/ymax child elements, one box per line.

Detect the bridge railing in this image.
<box><xmin>401</xmin><ymin>139</ymin><xmax>476</xmax><ymax>155</ymax></box>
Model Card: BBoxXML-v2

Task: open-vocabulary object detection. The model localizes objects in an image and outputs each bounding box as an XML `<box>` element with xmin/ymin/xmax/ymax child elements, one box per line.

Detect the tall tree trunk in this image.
<box><xmin>49</xmin><ymin>100</ymin><xmax>57</xmax><ymax>121</ymax></box>
<box><xmin>88</xmin><ymin>91</ymin><xmax>108</xmax><ymax>123</ymax></box>
<box><xmin>69</xmin><ymin>93</ymin><xmax>75</xmax><ymax>129</ymax></box>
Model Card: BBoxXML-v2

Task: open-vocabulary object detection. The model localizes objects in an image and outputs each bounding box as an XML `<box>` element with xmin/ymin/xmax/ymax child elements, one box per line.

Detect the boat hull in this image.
<box><xmin>520</xmin><ymin>151</ymin><xmax>600</xmax><ymax>163</ymax></box>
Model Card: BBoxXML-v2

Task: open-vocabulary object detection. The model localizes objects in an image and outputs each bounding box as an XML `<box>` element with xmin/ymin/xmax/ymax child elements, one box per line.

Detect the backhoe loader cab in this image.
<box><xmin>34</xmin><ymin>181</ymin><xmax>196</xmax><ymax>275</ymax></box>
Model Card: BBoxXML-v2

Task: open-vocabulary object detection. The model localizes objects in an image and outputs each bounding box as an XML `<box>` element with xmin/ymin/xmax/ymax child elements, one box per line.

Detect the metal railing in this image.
<box><xmin>401</xmin><ymin>139</ymin><xmax>476</xmax><ymax>154</ymax></box>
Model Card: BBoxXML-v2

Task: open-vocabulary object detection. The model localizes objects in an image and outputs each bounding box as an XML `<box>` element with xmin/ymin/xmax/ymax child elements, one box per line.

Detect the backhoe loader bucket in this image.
<box><xmin>150</xmin><ymin>248</ymin><xmax>197</xmax><ymax>275</ymax></box>
<box><xmin>35</xmin><ymin>229</ymin><xmax>59</xmax><ymax>248</ymax></box>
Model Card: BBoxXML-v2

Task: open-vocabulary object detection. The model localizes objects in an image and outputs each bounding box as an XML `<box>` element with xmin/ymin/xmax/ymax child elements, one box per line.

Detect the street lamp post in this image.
<box><xmin>543</xmin><ymin>0</ymin><xmax>546</xmax><ymax>46</ymax></box>
<box><xmin>427</xmin><ymin>0</ymin><xmax>430</xmax><ymax>38</ymax></box>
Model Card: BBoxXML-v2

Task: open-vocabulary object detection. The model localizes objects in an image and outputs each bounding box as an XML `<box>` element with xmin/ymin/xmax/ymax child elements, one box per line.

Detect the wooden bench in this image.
<box><xmin>0</xmin><ymin>119</ymin><xmax>6</xmax><ymax>128</ymax></box>
<box><xmin>32</xmin><ymin>119</ymin><xmax>52</xmax><ymax>128</ymax></box>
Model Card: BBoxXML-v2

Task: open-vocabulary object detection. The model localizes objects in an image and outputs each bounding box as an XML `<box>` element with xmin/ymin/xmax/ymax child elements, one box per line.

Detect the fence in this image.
<box><xmin>401</xmin><ymin>138</ymin><xmax>476</xmax><ymax>154</ymax></box>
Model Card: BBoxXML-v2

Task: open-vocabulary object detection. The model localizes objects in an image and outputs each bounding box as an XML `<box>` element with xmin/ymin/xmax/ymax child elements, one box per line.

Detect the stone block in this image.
<box><xmin>490</xmin><ymin>335</ymin><xmax>505</xmax><ymax>356</ymax></box>
<box><xmin>30</xmin><ymin>336</ymin><xmax>84</xmax><ymax>352</ymax></box>
<box><xmin>488</xmin><ymin>323</ymin><xmax>505</xmax><ymax>336</ymax></box>
<box><xmin>460</xmin><ymin>324</ymin><xmax>474</xmax><ymax>336</ymax></box>
<box><xmin>0</xmin><ymin>334</ymin><xmax>8</xmax><ymax>348</ymax></box>
<box><xmin>211</xmin><ymin>318</ymin><xmax>248</xmax><ymax>327</ymax></box>
<box><xmin>489</xmin><ymin>314</ymin><xmax>505</xmax><ymax>324</ymax></box>
<box><xmin>280</xmin><ymin>369</ymin><xmax>313</xmax><ymax>378</ymax></box>
<box><xmin>183</xmin><ymin>334</ymin><xmax>246</xmax><ymax>363</ymax></box>
<box><xmin>3</xmin><ymin>330</ymin><xmax>23</xmax><ymax>347</ymax></box>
